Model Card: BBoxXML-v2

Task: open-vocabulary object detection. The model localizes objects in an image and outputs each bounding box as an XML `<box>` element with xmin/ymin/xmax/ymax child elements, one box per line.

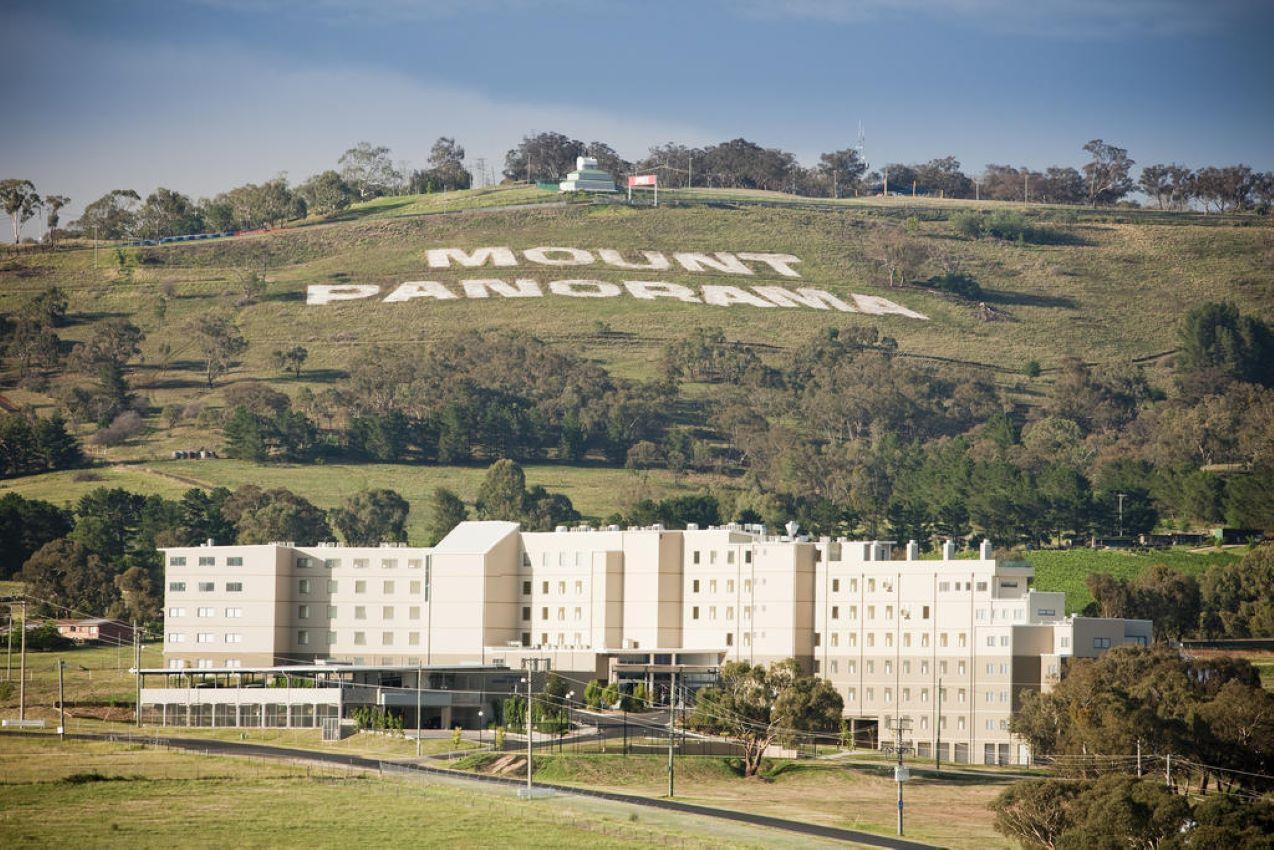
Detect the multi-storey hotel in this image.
<box><xmin>147</xmin><ymin>521</ymin><xmax>1150</xmax><ymax>764</ymax></box>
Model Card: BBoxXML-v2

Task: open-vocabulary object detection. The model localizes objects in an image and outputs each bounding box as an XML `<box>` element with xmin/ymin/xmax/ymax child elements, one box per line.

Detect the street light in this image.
<box><xmin>478</xmin><ymin>709</ymin><xmax>485</xmax><ymax>747</ymax></box>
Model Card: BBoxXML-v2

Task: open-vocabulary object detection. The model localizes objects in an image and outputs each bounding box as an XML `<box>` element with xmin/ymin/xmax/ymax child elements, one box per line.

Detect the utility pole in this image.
<box><xmin>520</xmin><ymin>658</ymin><xmax>543</xmax><ymax>795</ymax></box>
<box><xmin>687</xmin><ymin>152</ymin><xmax>693</xmax><ymax>189</ymax></box>
<box><xmin>416</xmin><ymin>660</ymin><xmax>423</xmax><ymax>758</ymax></box>
<box><xmin>1136</xmin><ymin>739</ymin><xmax>1142</xmax><ymax>777</ymax></box>
<box><xmin>1116</xmin><ymin>493</ymin><xmax>1127</xmax><ymax>538</ymax></box>
<box><xmin>5</xmin><ymin>608</ymin><xmax>11</xmax><ymax>682</ymax></box>
<box><xmin>18</xmin><ymin>601</ymin><xmax>27</xmax><ymax>721</ymax></box>
<box><xmin>58</xmin><ymin>660</ymin><xmax>65</xmax><ymax>740</ymax></box>
<box><xmin>1024</xmin><ymin>172</ymin><xmax>1029</xmax><ymax>203</ymax></box>
<box><xmin>667</xmin><ymin>668</ymin><xmax>677</xmax><ymax>798</ymax></box>
<box><xmin>1165</xmin><ymin>753</ymin><xmax>1172</xmax><ymax>791</ymax></box>
<box><xmin>935</xmin><ymin>678</ymin><xmax>942</xmax><ymax>771</ymax></box>
<box><xmin>133</xmin><ymin>621</ymin><xmax>140</xmax><ymax>727</ymax></box>
<box><xmin>883</xmin><ymin>167</ymin><xmax>889</xmax><ymax>197</ymax></box>
<box><xmin>891</xmin><ymin>716</ymin><xmax>913</xmax><ymax>836</ymax></box>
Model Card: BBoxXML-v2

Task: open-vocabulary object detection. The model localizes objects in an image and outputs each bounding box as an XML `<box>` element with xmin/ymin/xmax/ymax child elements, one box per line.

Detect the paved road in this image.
<box><xmin>55</xmin><ymin>730</ymin><xmax>938</xmax><ymax>850</ymax></box>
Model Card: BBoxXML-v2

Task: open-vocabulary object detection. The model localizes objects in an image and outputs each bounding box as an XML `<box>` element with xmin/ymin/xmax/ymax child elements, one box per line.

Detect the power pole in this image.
<box><xmin>935</xmin><ymin>678</ymin><xmax>942</xmax><ymax>771</ymax></box>
<box><xmin>1116</xmin><ymin>493</ymin><xmax>1127</xmax><ymax>538</ymax></box>
<box><xmin>1136</xmin><ymin>739</ymin><xmax>1142</xmax><ymax>777</ymax></box>
<box><xmin>58</xmin><ymin>660</ymin><xmax>65</xmax><ymax>740</ymax></box>
<box><xmin>891</xmin><ymin>716</ymin><xmax>913</xmax><ymax>836</ymax></box>
<box><xmin>687</xmin><ymin>152</ymin><xmax>693</xmax><ymax>189</ymax></box>
<box><xmin>416</xmin><ymin>660</ymin><xmax>423</xmax><ymax>758</ymax></box>
<box><xmin>133</xmin><ymin>621</ymin><xmax>140</xmax><ymax>727</ymax></box>
<box><xmin>1165</xmin><ymin>753</ymin><xmax>1172</xmax><ymax>791</ymax></box>
<box><xmin>520</xmin><ymin>658</ymin><xmax>543</xmax><ymax>795</ymax></box>
<box><xmin>667</xmin><ymin>668</ymin><xmax>677</xmax><ymax>798</ymax></box>
<box><xmin>18</xmin><ymin>601</ymin><xmax>27</xmax><ymax>721</ymax></box>
<box><xmin>5</xmin><ymin>608</ymin><xmax>11</xmax><ymax>681</ymax></box>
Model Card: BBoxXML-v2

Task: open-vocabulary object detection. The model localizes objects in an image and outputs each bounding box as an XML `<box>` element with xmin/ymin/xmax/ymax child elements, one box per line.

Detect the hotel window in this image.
<box><xmin>726</xmin><ymin>579</ymin><xmax>735</xmax><ymax>593</ymax></box>
<box><xmin>226</xmin><ymin>582</ymin><xmax>243</xmax><ymax>592</ymax></box>
<box><xmin>692</xmin><ymin>606</ymin><xmax>700</xmax><ymax>620</ymax></box>
<box><xmin>573</xmin><ymin>607</ymin><xmax>582</xmax><ymax>621</ymax></box>
<box><xmin>409</xmin><ymin>606</ymin><xmax>420</xmax><ymax>620</ymax></box>
<box><xmin>986</xmin><ymin>663</ymin><xmax>995</xmax><ymax>675</ymax></box>
<box><xmin>867</xmin><ymin>605</ymin><xmax>876</xmax><ymax>619</ymax></box>
<box><xmin>542</xmin><ymin>581</ymin><xmax>549</xmax><ymax>594</ymax></box>
<box><xmin>709</xmin><ymin>579</ymin><xmax>718</xmax><ymax>593</ymax></box>
<box><xmin>921</xmin><ymin>633</ymin><xmax>930</xmax><ymax>647</ymax></box>
<box><xmin>831</xmin><ymin>606</ymin><xmax>839</xmax><ymax>620</ymax></box>
<box><xmin>849</xmin><ymin>605</ymin><xmax>858</xmax><ymax>619</ymax></box>
<box><xmin>885</xmin><ymin>633</ymin><xmax>894</xmax><ymax>647</ymax></box>
<box><xmin>328</xmin><ymin>580</ymin><xmax>339</xmax><ymax>593</ymax></box>
<box><xmin>832</xmin><ymin>578</ymin><xmax>840</xmax><ymax>593</ymax></box>
<box><xmin>298</xmin><ymin>605</ymin><xmax>310</xmax><ymax>619</ymax></box>
<box><xmin>354</xmin><ymin>559</ymin><xmax>369</xmax><ymax>569</ymax></box>
<box><xmin>903</xmin><ymin>661</ymin><xmax>911</xmax><ymax>674</ymax></box>
<box><xmin>958</xmin><ymin>689</ymin><xmax>967</xmax><ymax>703</ymax></box>
<box><xmin>382</xmin><ymin>606</ymin><xmax>394</xmax><ymax>620</ymax></box>
<box><xmin>197</xmin><ymin>582</ymin><xmax>214</xmax><ymax>592</ymax></box>
<box><xmin>941</xmin><ymin>633</ymin><xmax>950</xmax><ymax>648</ymax></box>
<box><xmin>886</xmin><ymin>606</ymin><xmax>894</xmax><ymax>620</ymax></box>
<box><xmin>710</xmin><ymin>551</ymin><xmax>717</xmax><ymax>565</ymax></box>
<box><xmin>976</xmin><ymin>581</ymin><xmax>987</xmax><ymax>591</ymax></box>
<box><xmin>958</xmin><ymin>717</ymin><xmax>966</xmax><ymax>731</ymax></box>
<box><xmin>196</xmin><ymin>659</ymin><xmax>213</xmax><ymax>669</ymax></box>
<box><xmin>977</xmin><ymin>609</ymin><xmax>987</xmax><ymax>621</ymax></box>
<box><xmin>409</xmin><ymin>632</ymin><xmax>420</xmax><ymax>646</ymax></box>
<box><xmin>938</xmin><ymin>581</ymin><xmax>949</xmax><ymax>592</ymax></box>
<box><xmin>227</xmin><ymin>557</ymin><xmax>243</xmax><ymax>567</ymax></box>
<box><xmin>558</xmin><ymin>581</ymin><xmax>566</xmax><ymax>594</ymax></box>
<box><xmin>692</xmin><ymin>551</ymin><xmax>700</xmax><ymax>564</ymax></box>
<box><xmin>884</xmin><ymin>660</ymin><xmax>893</xmax><ymax>674</ymax></box>
<box><xmin>727</xmin><ymin>551</ymin><xmax>735</xmax><ymax>565</ymax></box>
<box><xmin>169</xmin><ymin>556</ymin><xmax>187</xmax><ymax>566</ymax></box>
<box><xmin>197</xmin><ymin>607</ymin><xmax>215</xmax><ymax>618</ymax></box>
<box><xmin>958</xmin><ymin>661</ymin><xmax>967</xmax><ymax>675</ymax></box>
<box><xmin>921</xmin><ymin>605</ymin><xmax>930</xmax><ymax>619</ymax></box>
<box><xmin>196</xmin><ymin>633</ymin><xmax>214</xmax><ymax>643</ymax></box>
<box><xmin>867</xmin><ymin>579</ymin><xmax>876</xmax><ymax>592</ymax></box>
<box><xmin>354</xmin><ymin>632</ymin><xmax>366</xmax><ymax>645</ymax></box>
<box><xmin>355</xmin><ymin>581</ymin><xmax>366</xmax><ymax>594</ymax></box>
<box><xmin>1060</xmin><ymin>636</ymin><xmax>1070</xmax><ymax>648</ymax></box>
<box><xmin>523</xmin><ymin>581</ymin><xmax>532</xmax><ymax>595</ymax></box>
<box><xmin>849</xmin><ymin>578</ymin><xmax>857</xmax><ymax>592</ymax></box>
<box><xmin>296</xmin><ymin>557</ymin><xmax>311</xmax><ymax>569</ymax></box>
<box><xmin>557</xmin><ymin>607</ymin><xmax>565</xmax><ymax>621</ymax></box>
<box><xmin>921</xmin><ymin>662</ymin><xmax>929</xmax><ymax>674</ymax></box>
<box><xmin>574</xmin><ymin>581</ymin><xmax>583</xmax><ymax>594</ymax></box>
<box><xmin>987</xmin><ymin>635</ymin><xmax>996</xmax><ymax>647</ymax></box>
<box><xmin>902</xmin><ymin>688</ymin><xmax>911</xmax><ymax>701</ymax></box>
<box><xmin>354</xmin><ymin>606</ymin><xmax>366</xmax><ymax>620</ymax></box>
<box><xmin>167</xmin><ymin>633</ymin><xmax>186</xmax><ymax>643</ymax></box>
<box><xmin>903</xmin><ymin>633</ymin><xmax>911</xmax><ymax>648</ymax></box>
<box><xmin>327</xmin><ymin>632</ymin><xmax>336</xmax><ymax>644</ymax></box>
<box><xmin>814</xmin><ymin>632</ymin><xmax>821</xmax><ymax>647</ymax></box>
<box><xmin>866</xmin><ymin>633</ymin><xmax>875</xmax><ymax>648</ymax></box>
<box><xmin>830</xmin><ymin>632</ymin><xmax>839</xmax><ymax>646</ymax></box>
<box><xmin>410</xmin><ymin>581</ymin><xmax>421</xmax><ymax>594</ymax></box>
<box><xmin>986</xmin><ymin>691</ymin><xmax>994</xmax><ymax>703</ymax></box>
<box><xmin>522</xmin><ymin>606</ymin><xmax>531</xmax><ymax>621</ymax></box>
<box><xmin>726</xmin><ymin>632</ymin><xmax>734</xmax><ymax>646</ymax></box>
<box><xmin>998</xmin><ymin>636</ymin><xmax>1007</xmax><ymax>647</ymax></box>
<box><xmin>297</xmin><ymin>630</ymin><xmax>309</xmax><ymax>645</ymax></box>
<box><xmin>382</xmin><ymin>632</ymin><xmax>394</xmax><ymax>646</ymax></box>
<box><xmin>745</xmin><ymin>551</ymin><xmax>752</xmax><ymax>564</ymax></box>
<box><xmin>1000</xmin><ymin>691</ymin><xmax>1009</xmax><ymax>703</ymax></box>
<box><xmin>692</xmin><ymin>579</ymin><xmax>700</xmax><ymax>593</ymax></box>
<box><xmin>299</xmin><ymin>580</ymin><xmax>311</xmax><ymax>594</ymax></box>
<box><xmin>325</xmin><ymin>558</ymin><xmax>340</xmax><ymax>569</ymax></box>
<box><xmin>884</xmin><ymin>688</ymin><xmax>892</xmax><ymax>704</ymax></box>
<box><xmin>743</xmin><ymin>579</ymin><xmax>752</xmax><ymax>593</ymax></box>
<box><xmin>383</xmin><ymin>581</ymin><xmax>395</xmax><ymax>594</ymax></box>
<box><xmin>199</xmin><ymin>556</ymin><xmax>215</xmax><ymax>567</ymax></box>
<box><xmin>169</xmin><ymin>607</ymin><xmax>186</xmax><ymax>618</ymax></box>
<box><xmin>327</xmin><ymin>606</ymin><xmax>337</xmax><ymax>619</ymax></box>
<box><xmin>1093</xmin><ymin>637</ymin><xmax>1112</xmax><ymax>649</ymax></box>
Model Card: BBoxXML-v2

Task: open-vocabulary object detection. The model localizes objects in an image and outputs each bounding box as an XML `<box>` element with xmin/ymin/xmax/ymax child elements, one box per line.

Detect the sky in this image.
<box><xmin>3</xmin><ymin>0</ymin><xmax>1272</xmax><ymax>228</ymax></box>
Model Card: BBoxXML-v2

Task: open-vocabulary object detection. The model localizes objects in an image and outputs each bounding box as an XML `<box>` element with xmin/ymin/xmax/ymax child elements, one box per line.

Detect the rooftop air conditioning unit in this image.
<box><xmin>687</xmin><ymin>523</ymin><xmax>699</xmax><ymax>531</ymax></box>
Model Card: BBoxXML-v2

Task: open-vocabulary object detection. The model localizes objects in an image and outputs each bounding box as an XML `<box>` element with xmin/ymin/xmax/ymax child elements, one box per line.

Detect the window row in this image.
<box><xmin>296</xmin><ymin>579</ymin><xmax>424</xmax><ymax>595</ymax></box>
<box><xmin>521</xmin><ymin>580</ymin><xmax>588</xmax><ymax>596</ymax></box>
<box><xmin>295</xmin><ymin>556</ymin><xmax>425</xmax><ymax>570</ymax></box>
<box><xmin>690</xmin><ymin>550</ymin><xmax>752</xmax><ymax>566</ymax></box>
<box><xmin>814</xmin><ymin>631</ymin><xmax>971</xmax><ymax>649</ymax></box>
<box><xmin>820</xmin><ymin>658</ymin><xmax>970</xmax><ymax>677</ymax></box>
<box><xmin>169</xmin><ymin>556</ymin><xmax>244</xmax><ymax>568</ymax></box>
<box><xmin>168</xmin><ymin>607</ymin><xmax>243</xmax><ymax>619</ymax></box>
<box><xmin>168</xmin><ymin>582</ymin><xmax>242</xmax><ymax>593</ymax></box>
<box><xmin>299</xmin><ymin>604</ymin><xmax>423</xmax><ymax>621</ymax></box>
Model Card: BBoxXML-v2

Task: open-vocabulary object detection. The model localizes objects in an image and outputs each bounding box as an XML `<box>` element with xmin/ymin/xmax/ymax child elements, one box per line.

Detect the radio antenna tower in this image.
<box><xmin>856</xmin><ymin>121</ymin><xmax>867</xmax><ymax>168</ymax></box>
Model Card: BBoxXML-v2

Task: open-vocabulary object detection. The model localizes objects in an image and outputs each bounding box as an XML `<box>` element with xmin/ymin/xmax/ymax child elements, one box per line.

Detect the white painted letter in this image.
<box><xmin>624</xmin><ymin>281</ymin><xmax>702</xmax><ymax>303</ymax></box>
<box><xmin>597</xmin><ymin>249</ymin><xmax>670</xmax><ymax>271</ymax></box>
<box><xmin>549</xmin><ymin>279</ymin><xmax>622</xmax><ymax>298</ymax></box>
<box><xmin>523</xmin><ymin>246</ymin><xmax>594</xmax><ymax>266</ymax></box>
<box><xmin>737</xmin><ymin>252</ymin><xmax>802</xmax><ymax>278</ymax></box>
<box><xmin>383</xmin><ymin>281</ymin><xmax>459</xmax><ymax>302</ymax></box>
<box><xmin>306</xmin><ymin>284</ymin><xmax>380</xmax><ymax>305</ymax></box>
<box><xmin>461</xmin><ymin>278</ymin><xmax>543</xmax><ymax>298</ymax></box>
<box><xmin>426</xmin><ymin>247</ymin><xmax>518</xmax><ymax>268</ymax></box>
<box><xmin>753</xmin><ymin>286</ymin><xmax>852</xmax><ymax>311</ymax></box>
<box><xmin>673</xmin><ymin>252</ymin><xmax>753</xmax><ymax>275</ymax></box>
<box><xmin>701</xmin><ymin>285</ymin><xmax>776</xmax><ymax>308</ymax></box>
<box><xmin>852</xmin><ymin>293</ymin><xmax>930</xmax><ymax>320</ymax></box>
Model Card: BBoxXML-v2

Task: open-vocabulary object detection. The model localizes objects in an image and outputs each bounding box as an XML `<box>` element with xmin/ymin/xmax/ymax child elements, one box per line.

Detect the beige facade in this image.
<box><xmin>161</xmin><ymin>522</ymin><xmax>1150</xmax><ymax>764</ymax></box>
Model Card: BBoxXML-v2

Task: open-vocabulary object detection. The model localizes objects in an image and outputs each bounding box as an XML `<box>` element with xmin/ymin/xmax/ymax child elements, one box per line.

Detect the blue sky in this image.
<box><xmin>3</xmin><ymin>0</ymin><xmax>1271</xmax><ymax>226</ymax></box>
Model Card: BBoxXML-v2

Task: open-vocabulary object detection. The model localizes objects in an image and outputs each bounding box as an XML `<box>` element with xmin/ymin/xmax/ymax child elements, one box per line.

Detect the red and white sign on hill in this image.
<box><xmin>627</xmin><ymin>173</ymin><xmax>659</xmax><ymax>205</ymax></box>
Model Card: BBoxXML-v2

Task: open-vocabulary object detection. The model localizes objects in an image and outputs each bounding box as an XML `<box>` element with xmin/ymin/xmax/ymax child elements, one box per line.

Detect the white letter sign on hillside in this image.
<box><xmin>305</xmin><ymin>245</ymin><xmax>929</xmax><ymax>320</ymax></box>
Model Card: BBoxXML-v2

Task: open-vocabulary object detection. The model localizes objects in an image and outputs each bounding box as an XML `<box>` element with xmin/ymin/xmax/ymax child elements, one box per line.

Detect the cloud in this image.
<box><xmin>732</xmin><ymin>0</ymin><xmax>1259</xmax><ymax>37</ymax></box>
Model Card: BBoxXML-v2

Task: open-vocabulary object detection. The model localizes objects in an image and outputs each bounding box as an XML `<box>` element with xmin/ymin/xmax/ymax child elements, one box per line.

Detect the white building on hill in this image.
<box><xmin>155</xmin><ymin>521</ymin><xmax>1150</xmax><ymax>764</ymax></box>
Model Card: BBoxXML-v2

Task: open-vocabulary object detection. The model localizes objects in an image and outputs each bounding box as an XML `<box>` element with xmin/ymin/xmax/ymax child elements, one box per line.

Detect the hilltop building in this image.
<box><xmin>151</xmin><ymin>522</ymin><xmax>1150</xmax><ymax>764</ymax></box>
<box><xmin>558</xmin><ymin>156</ymin><xmax>617</xmax><ymax>192</ymax></box>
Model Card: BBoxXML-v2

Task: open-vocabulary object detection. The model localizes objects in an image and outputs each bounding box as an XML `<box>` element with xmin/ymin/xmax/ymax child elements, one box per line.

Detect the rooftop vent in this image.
<box><xmin>687</xmin><ymin>523</ymin><xmax>699</xmax><ymax>531</ymax></box>
<box><xmin>555</xmin><ymin>525</ymin><xmax>569</xmax><ymax>533</ymax></box>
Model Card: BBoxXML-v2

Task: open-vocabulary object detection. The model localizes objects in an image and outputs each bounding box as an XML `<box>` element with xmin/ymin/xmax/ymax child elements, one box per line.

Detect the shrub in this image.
<box><xmin>950</xmin><ymin>211</ymin><xmax>983</xmax><ymax>238</ymax></box>
<box><xmin>985</xmin><ymin>210</ymin><xmax>1031</xmax><ymax>241</ymax></box>
<box><xmin>926</xmin><ymin>272</ymin><xmax>982</xmax><ymax>299</ymax></box>
<box><xmin>91</xmin><ymin>411</ymin><xmax>145</xmax><ymax>446</ymax></box>
<box><xmin>1025</xmin><ymin>359</ymin><xmax>1042</xmax><ymax>378</ymax></box>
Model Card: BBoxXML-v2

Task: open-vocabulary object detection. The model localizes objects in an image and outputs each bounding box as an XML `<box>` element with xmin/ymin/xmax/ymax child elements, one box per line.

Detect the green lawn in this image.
<box><xmin>0</xmin><ymin>736</ymin><xmax>846</xmax><ymax>849</ymax></box>
<box><xmin>1024</xmin><ymin>547</ymin><xmax>1242</xmax><ymax>613</ymax></box>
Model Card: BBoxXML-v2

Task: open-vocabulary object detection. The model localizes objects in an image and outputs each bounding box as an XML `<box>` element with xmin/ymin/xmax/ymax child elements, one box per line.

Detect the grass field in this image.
<box><xmin>1020</xmin><ymin>547</ymin><xmax>1242</xmax><ymax>613</ymax></box>
<box><xmin>0</xmin><ymin>737</ymin><xmax>837</xmax><ymax>850</ymax></box>
<box><xmin>452</xmin><ymin>750</ymin><xmax>1019</xmax><ymax>849</ymax></box>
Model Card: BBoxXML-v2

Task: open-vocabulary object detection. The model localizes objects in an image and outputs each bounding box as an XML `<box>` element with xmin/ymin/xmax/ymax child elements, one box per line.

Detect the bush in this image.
<box><xmin>985</xmin><ymin>210</ymin><xmax>1031</xmax><ymax>241</ymax></box>
<box><xmin>950</xmin><ymin>211</ymin><xmax>983</xmax><ymax>238</ymax></box>
<box><xmin>1024</xmin><ymin>359</ymin><xmax>1042</xmax><ymax>378</ymax></box>
<box><xmin>926</xmin><ymin>272</ymin><xmax>982</xmax><ymax>299</ymax></box>
<box><xmin>91</xmin><ymin>411</ymin><xmax>145</xmax><ymax>446</ymax></box>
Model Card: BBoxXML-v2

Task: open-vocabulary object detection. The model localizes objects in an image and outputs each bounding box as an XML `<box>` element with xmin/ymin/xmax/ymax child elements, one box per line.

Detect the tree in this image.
<box><xmin>817</xmin><ymin>149</ymin><xmax>866</xmax><ymax>198</ymax></box>
<box><xmin>222</xmin><ymin>406</ymin><xmax>269</xmax><ymax>461</ymax></box>
<box><xmin>20</xmin><ymin>538</ymin><xmax>117</xmax><ymax>616</ymax></box>
<box><xmin>503</xmin><ymin>131</ymin><xmax>586</xmax><ymax>182</ymax></box>
<box><xmin>330</xmin><ymin>488</ymin><xmax>410</xmax><ymax>545</ymax></box>
<box><xmin>425</xmin><ymin>487</ymin><xmax>468</xmax><ymax>545</ymax></box>
<box><xmin>339</xmin><ymin>142</ymin><xmax>402</xmax><ymax>198</ymax></box>
<box><xmin>475</xmin><ymin>459</ymin><xmax>528</xmax><ymax>521</ymax></box>
<box><xmin>186</xmin><ymin>313</ymin><xmax>247</xmax><ymax>387</ymax></box>
<box><xmin>137</xmin><ymin>187</ymin><xmax>203</xmax><ymax>238</ymax></box>
<box><xmin>1082</xmin><ymin>139</ymin><xmax>1134</xmax><ymax>205</ymax></box>
<box><xmin>1131</xmin><ymin>564</ymin><xmax>1200</xmax><ymax>642</ymax></box>
<box><xmin>913</xmin><ymin>156</ymin><xmax>973</xmax><ymax>198</ymax></box>
<box><xmin>687</xmin><ymin>659</ymin><xmax>842</xmax><ymax>777</ymax></box>
<box><xmin>296</xmin><ymin>170</ymin><xmax>356</xmax><ymax>215</ymax></box>
<box><xmin>42</xmin><ymin>194</ymin><xmax>69</xmax><ymax>243</ymax></box>
<box><xmin>73</xmin><ymin>189</ymin><xmax>140</xmax><ymax>239</ymax></box>
<box><xmin>990</xmin><ymin>778</ymin><xmax>1083</xmax><ymax>850</ymax></box>
<box><xmin>209</xmin><ymin>178</ymin><xmax>305</xmax><ymax>229</ymax></box>
<box><xmin>1176</xmin><ymin>301</ymin><xmax>1273</xmax><ymax>389</ymax></box>
<box><xmin>272</xmin><ymin>345</ymin><xmax>308</xmax><ymax>379</ymax></box>
<box><xmin>221</xmin><ymin>485</ymin><xmax>334</xmax><ymax>544</ymax></box>
<box><xmin>0</xmin><ymin>493</ymin><xmax>73</xmax><ymax>579</ymax></box>
<box><xmin>412</xmin><ymin>137</ymin><xmax>472</xmax><ymax>192</ymax></box>
<box><xmin>1138</xmin><ymin>164</ymin><xmax>1192</xmax><ymax>210</ymax></box>
<box><xmin>0</xmin><ymin>178</ymin><xmax>42</xmax><ymax>243</ymax></box>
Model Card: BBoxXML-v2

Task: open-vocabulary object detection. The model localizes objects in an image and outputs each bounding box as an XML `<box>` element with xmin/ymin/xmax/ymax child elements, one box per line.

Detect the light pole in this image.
<box><xmin>562</xmin><ymin>691</ymin><xmax>574</xmax><ymax>753</ymax></box>
<box><xmin>1116</xmin><ymin>492</ymin><xmax>1127</xmax><ymax>539</ymax></box>
<box><xmin>478</xmin><ymin>709</ymin><xmax>485</xmax><ymax>747</ymax></box>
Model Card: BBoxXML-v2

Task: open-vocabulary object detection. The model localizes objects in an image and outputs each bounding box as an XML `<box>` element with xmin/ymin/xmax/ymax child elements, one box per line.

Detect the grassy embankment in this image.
<box><xmin>0</xmin><ymin>736</ymin><xmax>832</xmax><ymax>849</ymax></box>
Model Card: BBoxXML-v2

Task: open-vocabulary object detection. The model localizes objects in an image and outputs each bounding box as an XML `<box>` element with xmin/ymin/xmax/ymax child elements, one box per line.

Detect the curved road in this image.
<box><xmin>56</xmin><ymin>730</ymin><xmax>937</xmax><ymax>850</ymax></box>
